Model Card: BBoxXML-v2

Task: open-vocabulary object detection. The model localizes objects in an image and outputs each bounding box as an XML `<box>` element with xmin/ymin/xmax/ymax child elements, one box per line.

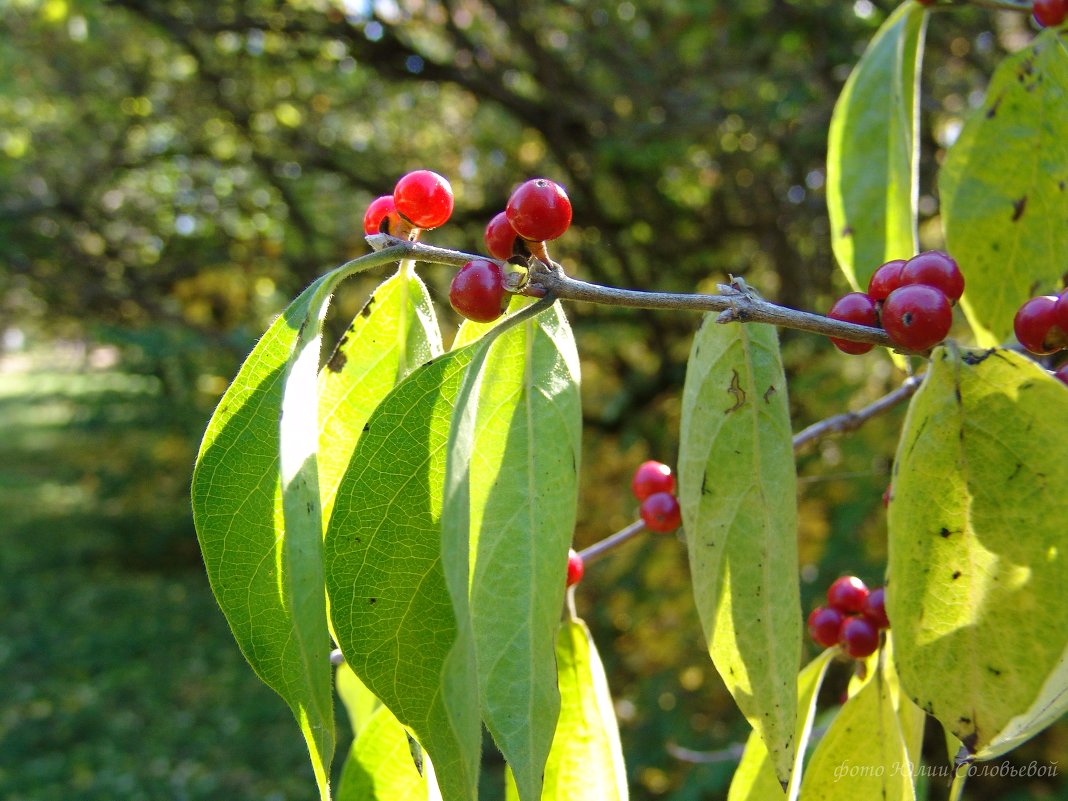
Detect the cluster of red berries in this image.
<box><xmin>827</xmin><ymin>251</ymin><xmax>964</xmax><ymax>354</ymax></box>
<box><xmin>361</xmin><ymin>171</ymin><xmax>574</xmax><ymax>326</ymax></box>
<box><xmin>1013</xmin><ymin>291</ymin><xmax>1068</xmax><ymax>385</ymax></box>
<box><xmin>807</xmin><ymin>576</ymin><xmax>889</xmax><ymax>659</ymax></box>
<box><xmin>632</xmin><ymin>460</ymin><xmax>682</xmax><ymax>533</ymax></box>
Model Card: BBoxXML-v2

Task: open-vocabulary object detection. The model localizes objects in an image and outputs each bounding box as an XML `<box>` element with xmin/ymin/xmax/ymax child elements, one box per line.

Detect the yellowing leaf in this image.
<box><xmin>728</xmin><ymin>649</ymin><xmax>835</xmax><ymax>801</ymax></box>
<box><xmin>827</xmin><ymin>2</ymin><xmax>927</xmax><ymax>291</ymax></box>
<box><xmin>888</xmin><ymin>346</ymin><xmax>1068</xmax><ymax>759</ymax></box>
<box><xmin>678</xmin><ymin>318</ymin><xmax>800</xmax><ymax>786</ymax></box>
<box><xmin>541</xmin><ymin>618</ymin><xmax>629</xmax><ymax>801</ymax></box>
<box><xmin>799</xmin><ymin>660</ymin><xmax>915</xmax><ymax>801</ymax></box>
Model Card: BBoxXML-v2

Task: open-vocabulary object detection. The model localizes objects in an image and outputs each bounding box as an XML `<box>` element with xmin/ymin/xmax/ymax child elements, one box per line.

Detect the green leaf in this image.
<box><xmin>827</xmin><ymin>2</ymin><xmax>927</xmax><ymax>290</ymax></box>
<box><xmin>336</xmin><ymin>703</ymin><xmax>443</xmax><ymax>801</ymax></box>
<box><xmin>192</xmin><ymin>246</ymin><xmax>412</xmax><ymax>800</ymax></box>
<box><xmin>318</xmin><ymin>262</ymin><xmax>442</xmax><ymax>524</ymax></box>
<box><xmin>325</xmin><ymin>345</ymin><xmax>481</xmax><ymax>801</ymax></box>
<box><xmin>940</xmin><ymin>32</ymin><xmax>1068</xmax><ymax>347</ymax></box>
<box><xmin>336</xmin><ymin>661</ymin><xmax>382</xmax><ymax>739</ymax></box>
<box><xmin>799</xmin><ymin>661</ymin><xmax>916</xmax><ymax>801</ymax></box>
<box><xmin>441</xmin><ymin>298</ymin><xmax>582</xmax><ymax>801</ymax></box>
<box><xmin>888</xmin><ymin>346</ymin><xmax>1068</xmax><ymax>759</ymax></box>
<box><xmin>677</xmin><ymin>318</ymin><xmax>800</xmax><ymax>786</ymax></box>
<box><xmin>728</xmin><ymin>648</ymin><xmax>835</xmax><ymax>801</ymax></box>
<box><xmin>541</xmin><ymin>617</ymin><xmax>629</xmax><ymax>801</ymax></box>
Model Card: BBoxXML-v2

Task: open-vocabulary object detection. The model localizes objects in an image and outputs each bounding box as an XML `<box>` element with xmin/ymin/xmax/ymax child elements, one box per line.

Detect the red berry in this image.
<box><xmin>827</xmin><ymin>292</ymin><xmax>879</xmax><ymax>355</ymax></box>
<box><xmin>631</xmin><ymin>461</ymin><xmax>675</xmax><ymax>501</ymax></box>
<box><xmin>915</xmin><ymin>0</ymin><xmax>936</xmax><ymax>5</ymax></box>
<box><xmin>900</xmin><ymin>251</ymin><xmax>965</xmax><ymax>303</ymax></box>
<box><xmin>393</xmin><ymin>170</ymin><xmax>454</xmax><ymax>229</ymax></box>
<box><xmin>484</xmin><ymin>211</ymin><xmax>519</xmax><ymax>261</ymax></box>
<box><xmin>1055</xmin><ymin>364</ymin><xmax>1068</xmax><ymax>387</ymax></box>
<box><xmin>506</xmin><ymin>178</ymin><xmax>572</xmax><ymax>242</ymax></box>
<box><xmin>827</xmin><ymin>576</ymin><xmax>869</xmax><ymax>614</ymax></box>
<box><xmin>1034</xmin><ymin>0</ymin><xmax>1068</xmax><ymax>27</ymax></box>
<box><xmin>867</xmin><ymin>259</ymin><xmax>907</xmax><ymax>302</ymax></box>
<box><xmin>566</xmin><ymin>548</ymin><xmax>584</xmax><ymax>587</ymax></box>
<box><xmin>862</xmin><ymin>587</ymin><xmax>890</xmax><ymax>629</ymax></box>
<box><xmin>640</xmin><ymin>492</ymin><xmax>681</xmax><ymax>533</ymax></box>
<box><xmin>1013</xmin><ymin>295</ymin><xmax>1063</xmax><ymax>355</ymax></box>
<box><xmin>449</xmin><ymin>259</ymin><xmax>508</xmax><ymax>323</ymax></box>
<box><xmin>807</xmin><ymin>606</ymin><xmax>844</xmax><ymax>649</ymax></box>
<box><xmin>839</xmin><ymin>615</ymin><xmax>880</xmax><ymax>659</ymax></box>
<box><xmin>363</xmin><ymin>195</ymin><xmax>396</xmax><ymax>236</ymax></box>
<box><xmin>881</xmin><ymin>284</ymin><xmax>953</xmax><ymax>351</ymax></box>
<box><xmin>1054</xmin><ymin>292</ymin><xmax>1068</xmax><ymax>334</ymax></box>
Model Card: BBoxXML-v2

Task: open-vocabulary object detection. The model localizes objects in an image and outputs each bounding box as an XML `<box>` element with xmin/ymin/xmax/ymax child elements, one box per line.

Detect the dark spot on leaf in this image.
<box><xmin>325</xmin><ymin>349</ymin><xmax>348</xmax><ymax>373</ymax></box>
<box><xmin>368</xmin><ymin>597</ymin><xmax>377</xmax><ymax>604</ymax></box>
<box><xmin>702</xmin><ymin>468</ymin><xmax>714</xmax><ymax>496</ymax></box>
<box><xmin>952</xmin><ymin>570</ymin><xmax>962</xmax><ymax>580</ymax></box>
<box><xmin>940</xmin><ymin>527</ymin><xmax>952</xmax><ymax>538</ymax></box>
<box><xmin>954</xmin><ymin>386</ymin><xmax>962</xmax><ymax>404</ymax></box>
<box><xmin>725</xmin><ymin>369</ymin><xmax>746</xmax><ymax>413</ymax></box>
<box><xmin>841</xmin><ymin>225</ymin><xmax>853</xmax><ymax>238</ymax></box>
<box><xmin>306</xmin><ymin>501</ymin><xmax>313</xmax><ymax>514</ymax></box>
<box><xmin>1060</xmin><ymin>181</ymin><xmax>1067</xmax><ymax>192</ymax></box>
<box><xmin>1008</xmin><ymin>462</ymin><xmax>1022</xmax><ymax>481</ymax></box>
<box><xmin>987</xmin><ymin>666</ymin><xmax>1002</xmax><ymax>677</ymax></box>
<box><xmin>962</xmin><ymin>349</ymin><xmax>995</xmax><ymax>365</ymax></box>
<box><xmin>763</xmin><ymin>384</ymin><xmax>777</xmax><ymax>403</ymax></box>
<box><xmin>362</xmin><ymin>423</ymin><xmax>371</xmax><ymax>432</ymax></box>
<box><xmin>985</xmin><ymin>95</ymin><xmax>1002</xmax><ymax>118</ymax></box>
<box><xmin>1012</xmin><ymin>196</ymin><xmax>1028</xmax><ymax>222</ymax></box>
<box><xmin>959</xmin><ymin>716</ymin><xmax>972</xmax><ymax>725</ymax></box>
<box><xmin>360</xmin><ymin>296</ymin><xmax>376</xmax><ymax>318</ymax></box>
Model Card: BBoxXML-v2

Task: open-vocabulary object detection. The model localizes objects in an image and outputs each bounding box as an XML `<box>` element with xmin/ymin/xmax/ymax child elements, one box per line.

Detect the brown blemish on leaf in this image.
<box><xmin>841</xmin><ymin>225</ymin><xmax>853</xmax><ymax>238</ymax></box>
<box><xmin>725</xmin><ymin>369</ymin><xmax>746</xmax><ymax>413</ymax></box>
<box><xmin>985</xmin><ymin>95</ymin><xmax>1002</xmax><ymax>118</ymax></box>
<box><xmin>952</xmin><ymin>570</ymin><xmax>962</xmax><ymax>580</ymax></box>
<box><xmin>360</xmin><ymin>296</ymin><xmax>376</xmax><ymax>317</ymax></box>
<box><xmin>763</xmin><ymin>384</ymin><xmax>777</xmax><ymax>404</ymax></box>
<box><xmin>325</xmin><ymin>349</ymin><xmax>348</xmax><ymax>373</ymax></box>
<box><xmin>1012</xmin><ymin>196</ymin><xmax>1028</xmax><ymax>222</ymax></box>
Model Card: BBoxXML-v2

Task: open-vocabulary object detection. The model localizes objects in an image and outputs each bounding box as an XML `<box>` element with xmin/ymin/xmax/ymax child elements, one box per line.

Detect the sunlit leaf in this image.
<box><xmin>677</xmin><ymin>318</ymin><xmax>800</xmax><ymax>786</ymax></box>
<box><xmin>941</xmin><ymin>32</ymin><xmax>1068</xmax><ymax>346</ymax></box>
<box><xmin>325</xmin><ymin>345</ymin><xmax>481</xmax><ymax>801</ymax></box>
<box><xmin>888</xmin><ymin>346</ymin><xmax>1068</xmax><ymax>759</ymax></box>
<box><xmin>441</xmin><ymin>298</ymin><xmax>582</xmax><ymax>801</ymax></box>
<box><xmin>336</xmin><ymin>661</ymin><xmax>381</xmax><ymax>739</ymax></box>
<box><xmin>318</xmin><ymin>262</ymin><xmax>442</xmax><ymax>524</ymax></box>
<box><xmin>799</xmin><ymin>659</ymin><xmax>915</xmax><ymax>800</ymax></box>
<box><xmin>728</xmin><ymin>648</ymin><xmax>835</xmax><ymax>801</ymax></box>
<box><xmin>827</xmin><ymin>2</ymin><xmax>927</xmax><ymax>290</ymax></box>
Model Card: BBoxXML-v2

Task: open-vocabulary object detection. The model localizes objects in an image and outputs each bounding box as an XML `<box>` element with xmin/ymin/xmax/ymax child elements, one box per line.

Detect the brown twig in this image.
<box><xmin>792</xmin><ymin>375</ymin><xmax>924</xmax><ymax>451</ymax></box>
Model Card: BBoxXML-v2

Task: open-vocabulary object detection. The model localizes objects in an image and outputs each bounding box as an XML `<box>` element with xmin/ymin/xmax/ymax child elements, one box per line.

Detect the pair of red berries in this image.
<box><xmin>807</xmin><ymin>576</ymin><xmax>889</xmax><ymax>659</ymax></box>
<box><xmin>1014</xmin><ymin>291</ymin><xmax>1068</xmax><ymax>355</ymax></box>
<box><xmin>363</xmin><ymin>170</ymin><xmax>455</xmax><ymax>237</ymax></box>
<box><xmin>449</xmin><ymin>179</ymin><xmax>573</xmax><ymax>323</ymax></box>
<box><xmin>827</xmin><ymin>251</ymin><xmax>964</xmax><ymax>354</ymax></box>
<box><xmin>1034</xmin><ymin>0</ymin><xmax>1068</xmax><ymax>26</ymax></box>
<box><xmin>632</xmin><ymin>460</ymin><xmax>682</xmax><ymax>533</ymax></box>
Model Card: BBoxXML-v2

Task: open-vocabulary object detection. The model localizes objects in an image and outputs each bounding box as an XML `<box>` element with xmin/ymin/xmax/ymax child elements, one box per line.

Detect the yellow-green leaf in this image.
<box><xmin>677</xmin><ymin>318</ymin><xmax>800</xmax><ymax>786</ymax></box>
<box><xmin>827</xmin><ymin>2</ymin><xmax>926</xmax><ymax>290</ymax></box>
<box><xmin>728</xmin><ymin>649</ymin><xmax>835</xmax><ymax>801</ymax></box>
<box><xmin>336</xmin><ymin>662</ymin><xmax>382</xmax><ymax>740</ymax></box>
<box><xmin>441</xmin><ymin>298</ymin><xmax>582</xmax><ymax>801</ymax></box>
<box><xmin>541</xmin><ymin>617</ymin><xmax>629</xmax><ymax>801</ymax></box>
<box><xmin>799</xmin><ymin>660</ymin><xmax>916</xmax><ymax>801</ymax></box>
<box><xmin>318</xmin><ymin>262</ymin><xmax>442</xmax><ymax>524</ymax></box>
<box><xmin>941</xmin><ymin>32</ymin><xmax>1068</xmax><ymax>347</ymax></box>
<box><xmin>888</xmin><ymin>346</ymin><xmax>1068</xmax><ymax>759</ymax></box>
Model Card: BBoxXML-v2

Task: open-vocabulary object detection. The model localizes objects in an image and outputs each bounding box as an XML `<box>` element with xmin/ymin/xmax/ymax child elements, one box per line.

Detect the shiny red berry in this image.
<box><xmin>449</xmin><ymin>259</ymin><xmax>507</xmax><ymax>323</ymax></box>
<box><xmin>867</xmin><ymin>259</ymin><xmax>907</xmax><ymax>302</ymax></box>
<box><xmin>839</xmin><ymin>615</ymin><xmax>880</xmax><ymax>659</ymax></box>
<box><xmin>862</xmin><ymin>587</ymin><xmax>890</xmax><ymax>629</ymax></box>
<box><xmin>827</xmin><ymin>292</ymin><xmax>879</xmax><ymax>355</ymax></box>
<box><xmin>1055</xmin><ymin>364</ymin><xmax>1068</xmax><ymax>387</ymax></box>
<box><xmin>1034</xmin><ymin>0</ymin><xmax>1068</xmax><ymax>27</ymax></box>
<box><xmin>566</xmin><ymin>548</ymin><xmax>585</xmax><ymax>587</ymax></box>
<box><xmin>900</xmin><ymin>251</ymin><xmax>965</xmax><ymax>303</ymax></box>
<box><xmin>1014</xmin><ymin>295</ymin><xmax>1063</xmax><ymax>355</ymax></box>
<box><xmin>827</xmin><ymin>576</ymin><xmax>869</xmax><ymax>614</ymax></box>
<box><xmin>631</xmin><ymin>461</ymin><xmax>675</xmax><ymax>501</ymax></box>
<box><xmin>1054</xmin><ymin>292</ymin><xmax>1068</xmax><ymax>334</ymax></box>
<box><xmin>640</xmin><ymin>492</ymin><xmax>681</xmax><ymax>533</ymax></box>
<box><xmin>363</xmin><ymin>195</ymin><xmax>396</xmax><ymax>236</ymax></box>
<box><xmin>484</xmin><ymin>211</ymin><xmax>519</xmax><ymax>261</ymax></box>
<box><xmin>394</xmin><ymin>170</ymin><xmax>454</xmax><ymax>229</ymax></box>
<box><xmin>807</xmin><ymin>606</ymin><xmax>844</xmax><ymax>648</ymax></box>
<box><xmin>506</xmin><ymin>178</ymin><xmax>572</xmax><ymax>242</ymax></box>
<box><xmin>881</xmin><ymin>284</ymin><xmax>953</xmax><ymax>351</ymax></box>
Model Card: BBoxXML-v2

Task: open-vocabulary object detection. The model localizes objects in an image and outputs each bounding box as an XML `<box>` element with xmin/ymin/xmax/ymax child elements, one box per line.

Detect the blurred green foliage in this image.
<box><xmin>1</xmin><ymin>0</ymin><xmax>1064</xmax><ymax>798</ymax></box>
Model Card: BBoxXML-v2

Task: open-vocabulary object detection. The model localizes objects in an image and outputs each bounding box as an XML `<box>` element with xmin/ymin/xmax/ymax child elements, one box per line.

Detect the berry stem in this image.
<box><xmin>578</xmin><ymin>519</ymin><xmax>648</xmax><ymax>565</ymax></box>
<box><xmin>792</xmin><ymin>374</ymin><xmax>924</xmax><ymax>451</ymax></box>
